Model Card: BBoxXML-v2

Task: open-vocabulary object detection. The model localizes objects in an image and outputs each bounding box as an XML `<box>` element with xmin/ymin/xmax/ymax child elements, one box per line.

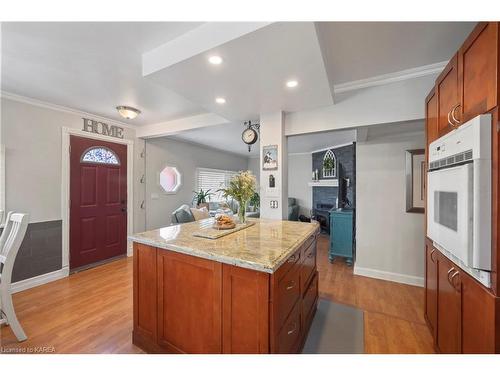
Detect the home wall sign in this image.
<box><xmin>82</xmin><ymin>118</ymin><xmax>124</xmax><ymax>139</ymax></box>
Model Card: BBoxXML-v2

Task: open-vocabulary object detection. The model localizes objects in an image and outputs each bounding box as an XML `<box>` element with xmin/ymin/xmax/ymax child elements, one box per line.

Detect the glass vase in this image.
<box><xmin>238</xmin><ymin>201</ymin><xmax>247</xmax><ymax>224</ymax></box>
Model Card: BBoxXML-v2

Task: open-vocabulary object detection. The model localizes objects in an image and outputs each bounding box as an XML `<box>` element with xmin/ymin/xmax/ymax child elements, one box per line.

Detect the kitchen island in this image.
<box><xmin>129</xmin><ymin>218</ymin><xmax>320</xmax><ymax>354</ymax></box>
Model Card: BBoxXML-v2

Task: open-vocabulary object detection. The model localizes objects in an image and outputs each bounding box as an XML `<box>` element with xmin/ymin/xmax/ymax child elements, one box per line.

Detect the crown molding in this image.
<box><xmin>333</xmin><ymin>61</ymin><xmax>447</xmax><ymax>95</ymax></box>
<box><xmin>0</xmin><ymin>91</ymin><xmax>137</xmax><ymax>129</ymax></box>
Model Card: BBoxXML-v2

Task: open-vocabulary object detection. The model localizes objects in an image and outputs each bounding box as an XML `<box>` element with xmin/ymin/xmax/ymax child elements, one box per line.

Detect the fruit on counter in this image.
<box><xmin>215</xmin><ymin>215</ymin><xmax>234</xmax><ymax>226</ymax></box>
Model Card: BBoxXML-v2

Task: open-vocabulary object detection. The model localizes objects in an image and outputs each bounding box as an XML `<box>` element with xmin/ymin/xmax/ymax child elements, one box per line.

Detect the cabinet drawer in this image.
<box><xmin>301</xmin><ymin>242</ymin><xmax>316</xmax><ymax>293</ymax></box>
<box><xmin>276</xmin><ymin>264</ymin><xmax>301</xmax><ymax>330</ymax></box>
<box><xmin>302</xmin><ymin>272</ymin><xmax>318</xmax><ymax>324</ymax></box>
<box><xmin>276</xmin><ymin>249</ymin><xmax>301</xmax><ymax>282</ymax></box>
<box><xmin>277</xmin><ymin>301</ymin><xmax>302</xmax><ymax>354</ymax></box>
<box><xmin>300</xmin><ymin>235</ymin><xmax>315</xmax><ymax>260</ymax></box>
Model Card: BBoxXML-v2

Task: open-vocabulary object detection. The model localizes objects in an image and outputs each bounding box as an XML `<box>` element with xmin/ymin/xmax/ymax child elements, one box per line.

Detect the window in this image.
<box><xmin>81</xmin><ymin>147</ymin><xmax>120</xmax><ymax>165</ymax></box>
<box><xmin>197</xmin><ymin>168</ymin><xmax>238</xmax><ymax>202</ymax></box>
<box><xmin>159</xmin><ymin>166</ymin><xmax>181</xmax><ymax>193</ymax></box>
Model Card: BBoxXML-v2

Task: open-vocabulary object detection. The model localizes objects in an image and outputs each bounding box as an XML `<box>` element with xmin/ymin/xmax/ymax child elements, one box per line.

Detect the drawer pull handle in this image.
<box><xmin>287</xmin><ymin>323</ymin><xmax>297</xmax><ymax>335</ymax></box>
<box><xmin>286</xmin><ymin>280</ymin><xmax>295</xmax><ymax>290</ymax></box>
<box><xmin>288</xmin><ymin>255</ymin><xmax>296</xmax><ymax>263</ymax></box>
<box><xmin>430</xmin><ymin>249</ymin><xmax>436</xmax><ymax>263</ymax></box>
<box><xmin>307</xmin><ymin>251</ymin><xmax>315</xmax><ymax>258</ymax></box>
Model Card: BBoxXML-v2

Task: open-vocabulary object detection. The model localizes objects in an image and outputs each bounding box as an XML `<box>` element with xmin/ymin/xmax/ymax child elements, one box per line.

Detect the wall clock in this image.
<box><xmin>241</xmin><ymin>120</ymin><xmax>260</xmax><ymax>152</ymax></box>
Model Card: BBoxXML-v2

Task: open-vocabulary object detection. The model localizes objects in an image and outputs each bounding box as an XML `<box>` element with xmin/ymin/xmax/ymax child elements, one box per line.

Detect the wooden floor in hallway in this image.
<box><xmin>0</xmin><ymin>234</ymin><xmax>434</xmax><ymax>354</ymax></box>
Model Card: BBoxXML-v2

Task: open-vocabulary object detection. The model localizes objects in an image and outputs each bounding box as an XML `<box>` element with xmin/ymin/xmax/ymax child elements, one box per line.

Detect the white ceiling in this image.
<box><xmin>316</xmin><ymin>22</ymin><xmax>476</xmax><ymax>85</ymax></box>
<box><xmin>170</xmin><ymin>121</ymin><xmax>259</xmax><ymax>156</ymax></box>
<box><xmin>171</xmin><ymin>121</ymin><xmax>358</xmax><ymax>157</ymax></box>
<box><xmin>1</xmin><ymin>21</ymin><xmax>476</xmax><ymax>130</ymax></box>
<box><xmin>147</xmin><ymin>22</ymin><xmax>333</xmax><ymax>122</ymax></box>
<box><xmin>1</xmin><ymin>22</ymin><xmax>204</xmax><ymax>125</ymax></box>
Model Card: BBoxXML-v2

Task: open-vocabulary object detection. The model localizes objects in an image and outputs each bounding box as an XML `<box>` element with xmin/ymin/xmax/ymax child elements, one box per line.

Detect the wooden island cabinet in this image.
<box><xmin>424</xmin><ymin>22</ymin><xmax>500</xmax><ymax>354</ymax></box>
<box><xmin>130</xmin><ymin>219</ymin><xmax>320</xmax><ymax>354</ymax></box>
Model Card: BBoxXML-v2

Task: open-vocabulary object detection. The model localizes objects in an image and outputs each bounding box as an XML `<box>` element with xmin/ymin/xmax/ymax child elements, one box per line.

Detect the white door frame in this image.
<box><xmin>61</xmin><ymin>127</ymin><xmax>134</xmax><ymax>270</ymax></box>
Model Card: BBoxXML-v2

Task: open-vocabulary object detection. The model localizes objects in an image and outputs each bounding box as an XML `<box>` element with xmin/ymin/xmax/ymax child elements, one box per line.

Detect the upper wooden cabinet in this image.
<box><xmin>436</xmin><ymin>53</ymin><xmax>460</xmax><ymax>137</ymax></box>
<box><xmin>425</xmin><ymin>88</ymin><xmax>439</xmax><ymax>146</ymax></box>
<box><xmin>458</xmin><ymin>22</ymin><xmax>498</xmax><ymax>124</ymax></box>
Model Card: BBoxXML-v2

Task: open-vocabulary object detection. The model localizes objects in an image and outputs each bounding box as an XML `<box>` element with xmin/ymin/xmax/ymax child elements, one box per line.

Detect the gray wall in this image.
<box><xmin>145</xmin><ymin>138</ymin><xmax>248</xmax><ymax>230</ymax></box>
<box><xmin>312</xmin><ymin>143</ymin><xmax>356</xmax><ymax>209</ymax></box>
<box><xmin>287</xmin><ymin>154</ymin><xmax>312</xmax><ymax>216</ymax></box>
<box><xmin>355</xmin><ymin>128</ymin><xmax>425</xmax><ymax>286</ymax></box>
<box><xmin>247</xmin><ymin>157</ymin><xmax>260</xmax><ymax>186</ymax></box>
<box><xmin>1</xmin><ymin>97</ymin><xmax>145</xmax><ymax>282</ymax></box>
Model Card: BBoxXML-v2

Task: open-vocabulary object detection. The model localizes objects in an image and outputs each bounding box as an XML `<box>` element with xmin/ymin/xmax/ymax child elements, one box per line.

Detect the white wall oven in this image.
<box><xmin>427</xmin><ymin>114</ymin><xmax>492</xmax><ymax>287</ymax></box>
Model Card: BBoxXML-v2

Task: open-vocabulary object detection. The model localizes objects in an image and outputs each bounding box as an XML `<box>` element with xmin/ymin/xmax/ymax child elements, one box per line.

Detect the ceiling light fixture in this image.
<box><xmin>116</xmin><ymin>106</ymin><xmax>141</xmax><ymax>119</ymax></box>
<box><xmin>215</xmin><ymin>97</ymin><xmax>226</xmax><ymax>104</ymax></box>
<box><xmin>286</xmin><ymin>80</ymin><xmax>299</xmax><ymax>88</ymax></box>
<box><xmin>208</xmin><ymin>55</ymin><xmax>223</xmax><ymax>65</ymax></box>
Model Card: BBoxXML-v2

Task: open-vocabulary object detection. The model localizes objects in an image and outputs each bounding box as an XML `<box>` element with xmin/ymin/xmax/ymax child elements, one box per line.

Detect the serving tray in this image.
<box><xmin>193</xmin><ymin>221</ymin><xmax>255</xmax><ymax>239</ymax></box>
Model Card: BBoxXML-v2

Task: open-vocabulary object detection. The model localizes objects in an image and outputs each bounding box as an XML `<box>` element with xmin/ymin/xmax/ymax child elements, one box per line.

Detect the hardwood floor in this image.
<box><xmin>316</xmin><ymin>235</ymin><xmax>435</xmax><ymax>353</ymax></box>
<box><xmin>0</xmin><ymin>234</ymin><xmax>434</xmax><ymax>353</ymax></box>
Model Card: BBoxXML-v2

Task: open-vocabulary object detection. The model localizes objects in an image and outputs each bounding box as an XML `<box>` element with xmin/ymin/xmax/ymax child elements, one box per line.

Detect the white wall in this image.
<box><xmin>288</xmin><ymin>154</ymin><xmax>312</xmax><ymax>216</ymax></box>
<box><xmin>260</xmin><ymin>111</ymin><xmax>288</xmax><ymax>219</ymax></box>
<box><xmin>355</xmin><ymin>127</ymin><xmax>425</xmax><ymax>286</ymax></box>
<box><xmin>1</xmin><ymin>97</ymin><xmax>146</xmax><ymax>232</ymax></box>
<box><xmin>145</xmin><ymin>137</ymin><xmax>248</xmax><ymax>230</ymax></box>
<box><xmin>285</xmin><ymin>74</ymin><xmax>435</xmax><ymax>136</ymax></box>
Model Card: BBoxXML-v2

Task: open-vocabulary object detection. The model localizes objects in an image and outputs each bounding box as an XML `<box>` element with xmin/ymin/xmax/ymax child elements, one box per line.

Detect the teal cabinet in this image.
<box><xmin>329</xmin><ymin>210</ymin><xmax>354</xmax><ymax>265</ymax></box>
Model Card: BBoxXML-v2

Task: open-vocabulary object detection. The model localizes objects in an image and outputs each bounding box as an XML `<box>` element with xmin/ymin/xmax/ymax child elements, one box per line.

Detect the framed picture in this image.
<box><xmin>262</xmin><ymin>145</ymin><xmax>278</xmax><ymax>170</ymax></box>
<box><xmin>405</xmin><ymin>149</ymin><xmax>425</xmax><ymax>213</ymax></box>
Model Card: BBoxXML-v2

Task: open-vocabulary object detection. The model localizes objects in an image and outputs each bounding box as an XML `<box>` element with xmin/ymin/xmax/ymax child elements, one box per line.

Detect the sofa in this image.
<box><xmin>288</xmin><ymin>197</ymin><xmax>300</xmax><ymax>221</ymax></box>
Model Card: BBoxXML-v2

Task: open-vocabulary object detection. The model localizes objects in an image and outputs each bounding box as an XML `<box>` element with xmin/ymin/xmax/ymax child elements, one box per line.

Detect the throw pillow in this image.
<box><xmin>190</xmin><ymin>206</ymin><xmax>210</xmax><ymax>221</ymax></box>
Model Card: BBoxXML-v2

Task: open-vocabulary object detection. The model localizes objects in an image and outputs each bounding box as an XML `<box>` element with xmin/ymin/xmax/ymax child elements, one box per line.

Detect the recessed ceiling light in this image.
<box><xmin>286</xmin><ymin>80</ymin><xmax>298</xmax><ymax>88</ymax></box>
<box><xmin>215</xmin><ymin>97</ymin><xmax>226</xmax><ymax>104</ymax></box>
<box><xmin>208</xmin><ymin>55</ymin><xmax>223</xmax><ymax>65</ymax></box>
<box><xmin>116</xmin><ymin>105</ymin><xmax>141</xmax><ymax>119</ymax></box>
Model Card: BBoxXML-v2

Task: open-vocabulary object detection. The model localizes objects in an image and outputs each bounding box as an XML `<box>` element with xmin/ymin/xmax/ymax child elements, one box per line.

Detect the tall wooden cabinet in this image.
<box><xmin>424</xmin><ymin>21</ymin><xmax>500</xmax><ymax>354</ymax></box>
<box><xmin>436</xmin><ymin>53</ymin><xmax>460</xmax><ymax>137</ymax></box>
<box><xmin>436</xmin><ymin>255</ymin><xmax>462</xmax><ymax>354</ymax></box>
<box><xmin>424</xmin><ymin>238</ymin><xmax>438</xmax><ymax>341</ymax></box>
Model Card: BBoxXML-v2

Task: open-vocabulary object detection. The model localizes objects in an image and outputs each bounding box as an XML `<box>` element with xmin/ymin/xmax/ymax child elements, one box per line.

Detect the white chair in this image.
<box><xmin>0</xmin><ymin>212</ymin><xmax>29</xmax><ymax>341</ymax></box>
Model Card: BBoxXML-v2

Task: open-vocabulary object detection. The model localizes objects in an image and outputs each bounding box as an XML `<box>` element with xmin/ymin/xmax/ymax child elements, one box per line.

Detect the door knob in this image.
<box><xmin>121</xmin><ymin>207</ymin><xmax>127</xmax><ymax>212</ymax></box>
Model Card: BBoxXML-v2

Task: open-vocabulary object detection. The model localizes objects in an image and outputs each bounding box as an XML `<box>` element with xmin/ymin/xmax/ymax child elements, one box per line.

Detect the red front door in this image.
<box><xmin>70</xmin><ymin>136</ymin><xmax>127</xmax><ymax>269</ymax></box>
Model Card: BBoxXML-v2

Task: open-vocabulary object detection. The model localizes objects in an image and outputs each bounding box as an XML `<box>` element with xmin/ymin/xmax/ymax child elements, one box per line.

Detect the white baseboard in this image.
<box><xmin>353</xmin><ymin>265</ymin><xmax>424</xmax><ymax>287</ymax></box>
<box><xmin>10</xmin><ymin>267</ymin><xmax>70</xmax><ymax>294</ymax></box>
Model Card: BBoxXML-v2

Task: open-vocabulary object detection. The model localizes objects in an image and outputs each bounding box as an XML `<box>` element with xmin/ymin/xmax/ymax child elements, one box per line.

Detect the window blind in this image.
<box><xmin>197</xmin><ymin>168</ymin><xmax>238</xmax><ymax>202</ymax></box>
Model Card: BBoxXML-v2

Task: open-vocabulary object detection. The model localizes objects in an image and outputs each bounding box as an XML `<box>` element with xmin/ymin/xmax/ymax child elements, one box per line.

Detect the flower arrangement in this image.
<box><xmin>218</xmin><ymin>170</ymin><xmax>257</xmax><ymax>224</ymax></box>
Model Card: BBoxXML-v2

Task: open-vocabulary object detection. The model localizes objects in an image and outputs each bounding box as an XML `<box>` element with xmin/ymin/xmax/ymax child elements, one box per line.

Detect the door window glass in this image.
<box><xmin>81</xmin><ymin>147</ymin><xmax>120</xmax><ymax>165</ymax></box>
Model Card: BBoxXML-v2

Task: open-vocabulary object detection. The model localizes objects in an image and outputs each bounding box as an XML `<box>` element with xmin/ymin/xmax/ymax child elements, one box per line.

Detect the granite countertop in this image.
<box><xmin>128</xmin><ymin>218</ymin><xmax>319</xmax><ymax>273</ymax></box>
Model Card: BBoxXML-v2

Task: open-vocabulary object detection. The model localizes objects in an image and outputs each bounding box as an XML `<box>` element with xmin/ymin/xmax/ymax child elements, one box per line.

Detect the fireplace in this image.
<box><xmin>312</xmin><ymin>202</ymin><xmax>334</xmax><ymax>234</ymax></box>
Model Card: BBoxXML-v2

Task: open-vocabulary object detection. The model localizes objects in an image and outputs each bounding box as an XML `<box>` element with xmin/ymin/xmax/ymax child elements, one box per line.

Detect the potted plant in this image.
<box><xmin>192</xmin><ymin>189</ymin><xmax>213</xmax><ymax>210</ymax></box>
<box><xmin>218</xmin><ymin>171</ymin><xmax>257</xmax><ymax>224</ymax></box>
<box><xmin>249</xmin><ymin>192</ymin><xmax>260</xmax><ymax>212</ymax></box>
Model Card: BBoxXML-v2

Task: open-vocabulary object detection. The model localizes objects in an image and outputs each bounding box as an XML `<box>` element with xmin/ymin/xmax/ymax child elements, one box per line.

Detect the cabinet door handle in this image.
<box><xmin>307</xmin><ymin>251</ymin><xmax>315</xmax><ymax>259</ymax></box>
<box><xmin>287</xmin><ymin>323</ymin><xmax>297</xmax><ymax>335</ymax></box>
<box><xmin>430</xmin><ymin>249</ymin><xmax>436</xmax><ymax>263</ymax></box>
<box><xmin>288</xmin><ymin>255</ymin><xmax>296</xmax><ymax>263</ymax></box>
<box><xmin>447</xmin><ymin>109</ymin><xmax>455</xmax><ymax>127</ymax></box>
<box><xmin>286</xmin><ymin>280</ymin><xmax>296</xmax><ymax>290</ymax></box>
<box><xmin>447</xmin><ymin>267</ymin><xmax>456</xmax><ymax>283</ymax></box>
<box><xmin>451</xmin><ymin>104</ymin><xmax>461</xmax><ymax>126</ymax></box>
<box><xmin>450</xmin><ymin>270</ymin><xmax>460</xmax><ymax>289</ymax></box>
